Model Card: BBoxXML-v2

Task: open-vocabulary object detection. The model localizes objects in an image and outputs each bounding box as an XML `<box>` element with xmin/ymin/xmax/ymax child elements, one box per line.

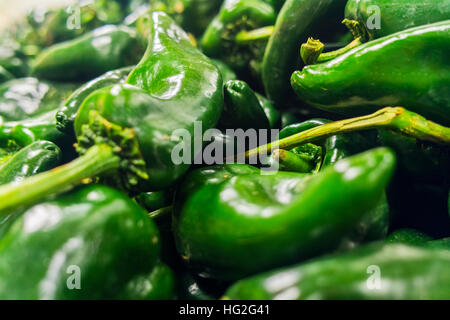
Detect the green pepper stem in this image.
<box><xmin>301</xmin><ymin>37</ymin><xmax>362</xmax><ymax>65</ymax></box>
<box><xmin>243</xmin><ymin>107</ymin><xmax>450</xmax><ymax>161</ymax></box>
<box><xmin>272</xmin><ymin>149</ymin><xmax>315</xmax><ymax>173</ymax></box>
<box><xmin>0</xmin><ymin>144</ymin><xmax>120</xmax><ymax>215</ymax></box>
<box><xmin>235</xmin><ymin>26</ymin><xmax>274</xmax><ymax>44</ymax></box>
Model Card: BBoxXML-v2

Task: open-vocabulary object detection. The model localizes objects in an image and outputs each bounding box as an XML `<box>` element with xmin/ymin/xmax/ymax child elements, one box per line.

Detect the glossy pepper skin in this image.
<box><xmin>135</xmin><ymin>190</ymin><xmax>174</xmax><ymax>213</ymax></box>
<box><xmin>0</xmin><ymin>78</ymin><xmax>76</xmax><ymax>122</ymax></box>
<box><xmin>31</xmin><ymin>25</ymin><xmax>144</xmax><ymax>81</ymax></box>
<box><xmin>291</xmin><ymin>21</ymin><xmax>450</xmax><ymax>126</ymax></box>
<box><xmin>75</xmin><ymin>11</ymin><xmax>224</xmax><ymax>191</ymax></box>
<box><xmin>201</xmin><ymin>0</ymin><xmax>276</xmax><ymax>71</ymax></box>
<box><xmin>56</xmin><ymin>66</ymin><xmax>133</xmax><ymax>135</ymax></box>
<box><xmin>0</xmin><ymin>185</ymin><xmax>161</xmax><ymax>300</ymax></box>
<box><xmin>151</xmin><ymin>0</ymin><xmax>223</xmax><ymax>36</ymax></box>
<box><xmin>220</xmin><ymin>80</ymin><xmax>271</xmax><ymax>130</ymax></box>
<box><xmin>345</xmin><ymin>0</ymin><xmax>450</xmax><ymax>41</ymax></box>
<box><xmin>0</xmin><ymin>141</ymin><xmax>61</xmax><ymax>185</ymax></box>
<box><xmin>211</xmin><ymin>59</ymin><xmax>238</xmax><ymax>83</ymax></box>
<box><xmin>262</xmin><ymin>0</ymin><xmax>348</xmax><ymax>107</ymax></box>
<box><xmin>224</xmin><ymin>243</ymin><xmax>450</xmax><ymax>300</ymax></box>
<box><xmin>118</xmin><ymin>262</ymin><xmax>176</xmax><ymax>300</ymax></box>
<box><xmin>173</xmin><ymin>148</ymin><xmax>396</xmax><ymax>281</ymax></box>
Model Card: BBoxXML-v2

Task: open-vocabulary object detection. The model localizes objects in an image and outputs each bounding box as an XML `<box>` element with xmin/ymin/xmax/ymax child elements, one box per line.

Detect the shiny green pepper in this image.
<box><xmin>0</xmin><ymin>12</ymin><xmax>224</xmax><ymax>213</ymax></box>
<box><xmin>56</xmin><ymin>66</ymin><xmax>133</xmax><ymax>135</ymax></box>
<box><xmin>262</xmin><ymin>0</ymin><xmax>348</xmax><ymax>107</ymax></box>
<box><xmin>345</xmin><ymin>0</ymin><xmax>450</xmax><ymax>41</ymax></box>
<box><xmin>291</xmin><ymin>21</ymin><xmax>450</xmax><ymax>126</ymax></box>
<box><xmin>118</xmin><ymin>262</ymin><xmax>176</xmax><ymax>300</ymax></box>
<box><xmin>0</xmin><ymin>141</ymin><xmax>61</xmax><ymax>185</ymax></box>
<box><xmin>135</xmin><ymin>190</ymin><xmax>174</xmax><ymax>213</ymax></box>
<box><xmin>0</xmin><ymin>77</ymin><xmax>76</xmax><ymax>122</ymax></box>
<box><xmin>201</xmin><ymin>0</ymin><xmax>276</xmax><ymax>71</ymax></box>
<box><xmin>32</xmin><ymin>25</ymin><xmax>144</xmax><ymax>81</ymax></box>
<box><xmin>173</xmin><ymin>148</ymin><xmax>396</xmax><ymax>281</ymax></box>
<box><xmin>224</xmin><ymin>243</ymin><xmax>450</xmax><ymax>300</ymax></box>
<box><xmin>0</xmin><ymin>185</ymin><xmax>161</xmax><ymax>299</ymax></box>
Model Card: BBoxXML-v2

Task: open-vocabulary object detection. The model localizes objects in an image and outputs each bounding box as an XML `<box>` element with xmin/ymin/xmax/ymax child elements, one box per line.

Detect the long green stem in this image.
<box><xmin>0</xmin><ymin>144</ymin><xmax>120</xmax><ymax>215</ymax></box>
<box><xmin>301</xmin><ymin>37</ymin><xmax>362</xmax><ymax>65</ymax></box>
<box><xmin>235</xmin><ymin>26</ymin><xmax>274</xmax><ymax>44</ymax></box>
<box><xmin>241</xmin><ymin>107</ymin><xmax>450</xmax><ymax>161</ymax></box>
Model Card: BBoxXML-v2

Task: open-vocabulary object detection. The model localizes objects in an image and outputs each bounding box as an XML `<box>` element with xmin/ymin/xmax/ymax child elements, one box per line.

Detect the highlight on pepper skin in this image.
<box><xmin>0</xmin><ymin>0</ymin><xmax>449</xmax><ymax>302</ymax></box>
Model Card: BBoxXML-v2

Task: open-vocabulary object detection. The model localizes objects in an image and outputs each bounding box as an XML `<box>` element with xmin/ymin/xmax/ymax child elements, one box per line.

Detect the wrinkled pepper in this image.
<box><xmin>0</xmin><ymin>185</ymin><xmax>161</xmax><ymax>299</ymax></box>
<box><xmin>224</xmin><ymin>243</ymin><xmax>450</xmax><ymax>300</ymax></box>
<box><xmin>173</xmin><ymin>148</ymin><xmax>396</xmax><ymax>281</ymax></box>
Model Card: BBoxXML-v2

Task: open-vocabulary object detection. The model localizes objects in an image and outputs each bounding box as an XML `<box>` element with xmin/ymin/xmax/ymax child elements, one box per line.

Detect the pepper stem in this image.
<box><xmin>243</xmin><ymin>107</ymin><xmax>450</xmax><ymax>161</ymax></box>
<box><xmin>0</xmin><ymin>144</ymin><xmax>120</xmax><ymax>215</ymax></box>
<box><xmin>235</xmin><ymin>26</ymin><xmax>274</xmax><ymax>44</ymax></box>
<box><xmin>301</xmin><ymin>37</ymin><xmax>362</xmax><ymax>65</ymax></box>
<box><xmin>271</xmin><ymin>149</ymin><xmax>316</xmax><ymax>173</ymax></box>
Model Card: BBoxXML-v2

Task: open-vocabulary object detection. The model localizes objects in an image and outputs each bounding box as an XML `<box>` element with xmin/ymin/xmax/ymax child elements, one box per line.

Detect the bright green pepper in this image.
<box><xmin>0</xmin><ymin>11</ymin><xmax>223</xmax><ymax>214</ymax></box>
<box><xmin>0</xmin><ymin>141</ymin><xmax>61</xmax><ymax>186</ymax></box>
<box><xmin>201</xmin><ymin>0</ymin><xmax>276</xmax><ymax>72</ymax></box>
<box><xmin>262</xmin><ymin>0</ymin><xmax>348</xmax><ymax>107</ymax></box>
<box><xmin>118</xmin><ymin>262</ymin><xmax>176</xmax><ymax>300</ymax></box>
<box><xmin>0</xmin><ymin>185</ymin><xmax>161</xmax><ymax>299</ymax></box>
<box><xmin>0</xmin><ymin>77</ymin><xmax>76</xmax><ymax>122</ymax></box>
<box><xmin>345</xmin><ymin>0</ymin><xmax>450</xmax><ymax>41</ymax></box>
<box><xmin>31</xmin><ymin>25</ymin><xmax>144</xmax><ymax>81</ymax></box>
<box><xmin>56</xmin><ymin>66</ymin><xmax>133</xmax><ymax>135</ymax></box>
<box><xmin>291</xmin><ymin>21</ymin><xmax>450</xmax><ymax>126</ymax></box>
<box><xmin>173</xmin><ymin>148</ymin><xmax>396</xmax><ymax>281</ymax></box>
<box><xmin>224</xmin><ymin>243</ymin><xmax>450</xmax><ymax>300</ymax></box>
<box><xmin>151</xmin><ymin>0</ymin><xmax>223</xmax><ymax>36</ymax></box>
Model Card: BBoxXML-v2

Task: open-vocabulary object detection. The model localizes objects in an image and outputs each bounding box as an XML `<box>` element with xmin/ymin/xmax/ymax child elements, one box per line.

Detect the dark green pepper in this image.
<box><xmin>135</xmin><ymin>190</ymin><xmax>174</xmax><ymax>213</ymax></box>
<box><xmin>31</xmin><ymin>25</ymin><xmax>144</xmax><ymax>81</ymax></box>
<box><xmin>256</xmin><ymin>92</ymin><xmax>281</xmax><ymax>129</ymax></box>
<box><xmin>0</xmin><ymin>12</ymin><xmax>224</xmax><ymax>213</ymax></box>
<box><xmin>0</xmin><ymin>185</ymin><xmax>161</xmax><ymax>299</ymax></box>
<box><xmin>118</xmin><ymin>262</ymin><xmax>176</xmax><ymax>300</ymax></box>
<box><xmin>345</xmin><ymin>0</ymin><xmax>450</xmax><ymax>41</ymax></box>
<box><xmin>56</xmin><ymin>66</ymin><xmax>133</xmax><ymax>135</ymax></box>
<box><xmin>201</xmin><ymin>0</ymin><xmax>276</xmax><ymax>72</ymax></box>
<box><xmin>0</xmin><ymin>141</ymin><xmax>61</xmax><ymax>185</ymax></box>
<box><xmin>262</xmin><ymin>0</ymin><xmax>348</xmax><ymax>107</ymax></box>
<box><xmin>173</xmin><ymin>148</ymin><xmax>396</xmax><ymax>281</ymax></box>
<box><xmin>0</xmin><ymin>77</ymin><xmax>76</xmax><ymax>122</ymax></box>
<box><xmin>224</xmin><ymin>243</ymin><xmax>450</xmax><ymax>300</ymax></box>
<box><xmin>291</xmin><ymin>21</ymin><xmax>450</xmax><ymax>126</ymax></box>
<box><xmin>211</xmin><ymin>59</ymin><xmax>238</xmax><ymax>83</ymax></box>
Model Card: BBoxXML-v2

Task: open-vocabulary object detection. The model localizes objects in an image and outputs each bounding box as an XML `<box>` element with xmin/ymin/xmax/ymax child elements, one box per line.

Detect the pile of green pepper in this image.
<box><xmin>0</xmin><ymin>0</ymin><xmax>449</xmax><ymax>300</ymax></box>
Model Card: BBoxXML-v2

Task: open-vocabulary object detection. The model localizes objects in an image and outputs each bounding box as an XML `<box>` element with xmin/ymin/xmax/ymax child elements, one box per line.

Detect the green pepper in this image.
<box><xmin>256</xmin><ymin>92</ymin><xmax>281</xmax><ymax>129</ymax></box>
<box><xmin>0</xmin><ymin>37</ymin><xmax>28</xmax><ymax>77</ymax></box>
<box><xmin>211</xmin><ymin>59</ymin><xmax>238</xmax><ymax>83</ymax></box>
<box><xmin>262</xmin><ymin>0</ymin><xmax>348</xmax><ymax>107</ymax></box>
<box><xmin>0</xmin><ymin>66</ymin><xmax>13</xmax><ymax>84</ymax></box>
<box><xmin>291</xmin><ymin>21</ymin><xmax>450</xmax><ymax>126</ymax></box>
<box><xmin>0</xmin><ymin>12</ymin><xmax>223</xmax><ymax>214</ymax></box>
<box><xmin>201</xmin><ymin>0</ymin><xmax>276</xmax><ymax>72</ymax></box>
<box><xmin>118</xmin><ymin>262</ymin><xmax>176</xmax><ymax>300</ymax></box>
<box><xmin>0</xmin><ymin>141</ymin><xmax>61</xmax><ymax>186</ymax></box>
<box><xmin>0</xmin><ymin>77</ymin><xmax>76</xmax><ymax>122</ymax></box>
<box><xmin>151</xmin><ymin>0</ymin><xmax>223</xmax><ymax>36</ymax></box>
<box><xmin>224</xmin><ymin>243</ymin><xmax>450</xmax><ymax>300</ymax></box>
<box><xmin>31</xmin><ymin>25</ymin><xmax>144</xmax><ymax>81</ymax></box>
<box><xmin>0</xmin><ymin>185</ymin><xmax>161</xmax><ymax>299</ymax></box>
<box><xmin>173</xmin><ymin>148</ymin><xmax>396</xmax><ymax>281</ymax></box>
<box><xmin>135</xmin><ymin>190</ymin><xmax>174</xmax><ymax>213</ymax></box>
<box><xmin>345</xmin><ymin>0</ymin><xmax>450</xmax><ymax>41</ymax></box>
<box><xmin>220</xmin><ymin>80</ymin><xmax>271</xmax><ymax>130</ymax></box>
<box><xmin>56</xmin><ymin>66</ymin><xmax>133</xmax><ymax>135</ymax></box>
<box><xmin>386</xmin><ymin>229</ymin><xmax>434</xmax><ymax>246</ymax></box>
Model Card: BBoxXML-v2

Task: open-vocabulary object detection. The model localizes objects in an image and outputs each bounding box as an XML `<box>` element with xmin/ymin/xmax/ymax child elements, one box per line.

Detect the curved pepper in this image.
<box><xmin>224</xmin><ymin>243</ymin><xmax>450</xmax><ymax>300</ymax></box>
<box><xmin>56</xmin><ymin>66</ymin><xmax>133</xmax><ymax>135</ymax></box>
<box><xmin>31</xmin><ymin>25</ymin><xmax>144</xmax><ymax>81</ymax></box>
<box><xmin>0</xmin><ymin>185</ymin><xmax>161</xmax><ymax>299</ymax></box>
<box><xmin>0</xmin><ymin>141</ymin><xmax>61</xmax><ymax>186</ymax></box>
<box><xmin>201</xmin><ymin>0</ymin><xmax>276</xmax><ymax>71</ymax></box>
<box><xmin>0</xmin><ymin>12</ymin><xmax>223</xmax><ymax>213</ymax></box>
<box><xmin>118</xmin><ymin>262</ymin><xmax>176</xmax><ymax>300</ymax></box>
<box><xmin>262</xmin><ymin>0</ymin><xmax>347</xmax><ymax>107</ymax></box>
<box><xmin>0</xmin><ymin>78</ymin><xmax>77</xmax><ymax>122</ymax></box>
<box><xmin>173</xmin><ymin>148</ymin><xmax>396</xmax><ymax>281</ymax></box>
<box><xmin>291</xmin><ymin>21</ymin><xmax>450</xmax><ymax>126</ymax></box>
<box><xmin>345</xmin><ymin>0</ymin><xmax>450</xmax><ymax>41</ymax></box>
